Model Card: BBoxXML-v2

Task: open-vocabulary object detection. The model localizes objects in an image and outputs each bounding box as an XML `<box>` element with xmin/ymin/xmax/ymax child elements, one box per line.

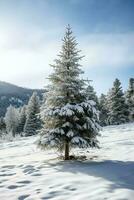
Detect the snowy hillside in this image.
<box><xmin>0</xmin><ymin>81</ymin><xmax>44</xmax><ymax>117</ymax></box>
<box><xmin>0</xmin><ymin>123</ymin><xmax>134</xmax><ymax>200</ymax></box>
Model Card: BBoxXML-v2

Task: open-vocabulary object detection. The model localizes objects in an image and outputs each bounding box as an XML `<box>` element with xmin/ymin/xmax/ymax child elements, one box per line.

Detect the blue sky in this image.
<box><xmin>0</xmin><ymin>0</ymin><xmax>134</xmax><ymax>94</ymax></box>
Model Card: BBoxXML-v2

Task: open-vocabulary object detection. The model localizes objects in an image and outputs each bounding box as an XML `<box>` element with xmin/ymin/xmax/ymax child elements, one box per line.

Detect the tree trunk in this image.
<box><xmin>64</xmin><ymin>141</ymin><xmax>69</xmax><ymax>160</ymax></box>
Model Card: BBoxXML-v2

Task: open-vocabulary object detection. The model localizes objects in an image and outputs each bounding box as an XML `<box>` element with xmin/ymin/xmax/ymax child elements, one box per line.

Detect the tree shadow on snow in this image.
<box><xmin>47</xmin><ymin>159</ymin><xmax>134</xmax><ymax>192</ymax></box>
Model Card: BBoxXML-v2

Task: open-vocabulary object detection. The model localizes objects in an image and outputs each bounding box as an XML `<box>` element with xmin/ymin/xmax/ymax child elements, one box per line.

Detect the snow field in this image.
<box><xmin>0</xmin><ymin>123</ymin><xmax>134</xmax><ymax>200</ymax></box>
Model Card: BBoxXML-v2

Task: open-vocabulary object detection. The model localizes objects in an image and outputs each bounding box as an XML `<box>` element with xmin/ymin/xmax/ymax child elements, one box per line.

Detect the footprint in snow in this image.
<box><xmin>41</xmin><ymin>191</ymin><xmax>61</xmax><ymax>199</ymax></box>
<box><xmin>18</xmin><ymin>194</ymin><xmax>30</xmax><ymax>200</ymax></box>
<box><xmin>1</xmin><ymin>165</ymin><xmax>15</xmax><ymax>169</ymax></box>
<box><xmin>18</xmin><ymin>164</ymin><xmax>24</xmax><ymax>168</ymax></box>
<box><xmin>64</xmin><ymin>185</ymin><xmax>77</xmax><ymax>191</ymax></box>
<box><xmin>36</xmin><ymin>188</ymin><xmax>41</xmax><ymax>194</ymax></box>
<box><xmin>8</xmin><ymin>184</ymin><xmax>25</xmax><ymax>189</ymax></box>
<box><xmin>23</xmin><ymin>168</ymin><xmax>36</xmax><ymax>174</ymax></box>
<box><xmin>31</xmin><ymin>173</ymin><xmax>42</xmax><ymax>176</ymax></box>
<box><xmin>0</xmin><ymin>173</ymin><xmax>16</xmax><ymax>177</ymax></box>
<box><xmin>22</xmin><ymin>165</ymin><xmax>34</xmax><ymax>169</ymax></box>
<box><xmin>17</xmin><ymin>180</ymin><xmax>31</xmax><ymax>184</ymax></box>
<box><xmin>22</xmin><ymin>165</ymin><xmax>39</xmax><ymax>175</ymax></box>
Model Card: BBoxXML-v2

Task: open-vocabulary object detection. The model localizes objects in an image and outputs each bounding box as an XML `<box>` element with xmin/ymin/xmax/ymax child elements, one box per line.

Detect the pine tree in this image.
<box><xmin>107</xmin><ymin>78</ymin><xmax>129</xmax><ymax>125</ymax></box>
<box><xmin>17</xmin><ymin>105</ymin><xmax>27</xmax><ymax>134</ymax></box>
<box><xmin>5</xmin><ymin>105</ymin><xmax>19</xmax><ymax>136</ymax></box>
<box><xmin>38</xmin><ymin>25</ymin><xmax>101</xmax><ymax>160</ymax></box>
<box><xmin>99</xmin><ymin>93</ymin><xmax>108</xmax><ymax>126</ymax></box>
<box><xmin>0</xmin><ymin>117</ymin><xmax>6</xmax><ymax>131</ymax></box>
<box><xmin>24</xmin><ymin>92</ymin><xmax>41</xmax><ymax>136</ymax></box>
<box><xmin>125</xmin><ymin>78</ymin><xmax>134</xmax><ymax>121</ymax></box>
<box><xmin>85</xmin><ymin>83</ymin><xmax>99</xmax><ymax>108</ymax></box>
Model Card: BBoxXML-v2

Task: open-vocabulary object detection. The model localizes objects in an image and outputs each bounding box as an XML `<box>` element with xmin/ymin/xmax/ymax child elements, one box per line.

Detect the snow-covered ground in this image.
<box><xmin>0</xmin><ymin>123</ymin><xmax>134</xmax><ymax>200</ymax></box>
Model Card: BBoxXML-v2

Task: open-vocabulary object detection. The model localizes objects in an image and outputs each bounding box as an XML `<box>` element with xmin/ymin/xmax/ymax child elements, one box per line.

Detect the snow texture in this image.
<box><xmin>0</xmin><ymin>123</ymin><xmax>134</xmax><ymax>200</ymax></box>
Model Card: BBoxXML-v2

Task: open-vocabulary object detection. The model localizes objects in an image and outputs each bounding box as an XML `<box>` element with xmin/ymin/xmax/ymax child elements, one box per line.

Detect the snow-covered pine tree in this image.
<box><xmin>125</xmin><ymin>78</ymin><xmax>134</xmax><ymax>121</ymax></box>
<box><xmin>24</xmin><ymin>92</ymin><xmax>41</xmax><ymax>136</ymax></box>
<box><xmin>99</xmin><ymin>93</ymin><xmax>108</xmax><ymax>126</ymax></box>
<box><xmin>107</xmin><ymin>78</ymin><xmax>129</xmax><ymax>125</ymax></box>
<box><xmin>0</xmin><ymin>117</ymin><xmax>6</xmax><ymax>132</ymax></box>
<box><xmin>38</xmin><ymin>25</ymin><xmax>101</xmax><ymax>160</ymax></box>
<box><xmin>5</xmin><ymin>105</ymin><xmax>19</xmax><ymax>136</ymax></box>
<box><xmin>85</xmin><ymin>83</ymin><xmax>99</xmax><ymax>108</ymax></box>
<box><xmin>17</xmin><ymin>105</ymin><xmax>27</xmax><ymax>134</ymax></box>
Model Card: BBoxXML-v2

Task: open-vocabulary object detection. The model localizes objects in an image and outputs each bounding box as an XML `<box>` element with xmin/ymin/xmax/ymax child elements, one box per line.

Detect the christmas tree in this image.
<box><xmin>38</xmin><ymin>25</ymin><xmax>100</xmax><ymax>160</ymax></box>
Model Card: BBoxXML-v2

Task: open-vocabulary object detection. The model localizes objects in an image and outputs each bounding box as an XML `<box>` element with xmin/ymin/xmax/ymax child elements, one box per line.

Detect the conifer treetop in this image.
<box><xmin>107</xmin><ymin>78</ymin><xmax>129</xmax><ymax>125</ymax></box>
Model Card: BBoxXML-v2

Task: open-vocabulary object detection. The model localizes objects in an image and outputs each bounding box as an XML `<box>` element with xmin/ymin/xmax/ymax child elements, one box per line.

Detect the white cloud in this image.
<box><xmin>79</xmin><ymin>33</ymin><xmax>134</xmax><ymax>68</ymax></box>
<box><xmin>0</xmin><ymin>26</ymin><xmax>62</xmax><ymax>88</ymax></box>
<box><xmin>0</xmin><ymin>25</ymin><xmax>134</xmax><ymax>89</ymax></box>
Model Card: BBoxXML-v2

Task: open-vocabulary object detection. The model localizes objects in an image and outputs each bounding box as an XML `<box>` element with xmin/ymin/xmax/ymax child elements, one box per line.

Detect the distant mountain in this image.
<box><xmin>0</xmin><ymin>81</ymin><xmax>44</xmax><ymax>117</ymax></box>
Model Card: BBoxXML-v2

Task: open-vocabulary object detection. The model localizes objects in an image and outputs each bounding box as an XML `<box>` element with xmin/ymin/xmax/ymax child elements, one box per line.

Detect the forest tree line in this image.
<box><xmin>0</xmin><ymin>77</ymin><xmax>133</xmax><ymax>137</ymax></box>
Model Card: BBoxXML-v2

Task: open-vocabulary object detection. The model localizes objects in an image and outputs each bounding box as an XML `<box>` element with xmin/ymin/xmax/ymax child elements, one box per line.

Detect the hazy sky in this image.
<box><xmin>0</xmin><ymin>0</ymin><xmax>134</xmax><ymax>94</ymax></box>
